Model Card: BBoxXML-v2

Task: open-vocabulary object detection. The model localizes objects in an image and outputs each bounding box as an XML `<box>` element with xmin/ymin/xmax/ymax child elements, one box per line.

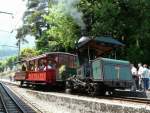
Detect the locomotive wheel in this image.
<box><xmin>87</xmin><ymin>83</ymin><xmax>99</xmax><ymax>96</ymax></box>
<box><xmin>87</xmin><ymin>83</ymin><xmax>106</xmax><ymax>96</ymax></box>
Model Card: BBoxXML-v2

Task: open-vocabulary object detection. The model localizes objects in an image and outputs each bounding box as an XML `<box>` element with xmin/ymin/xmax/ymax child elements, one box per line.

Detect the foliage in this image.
<box><xmin>16</xmin><ymin>25</ymin><xmax>30</xmax><ymax>46</ymax></box>
<box><xmin>16</xmin><ymin>0</ymin><xmax>50</xmax><ymax>53</ymax></box>
<box><xmin>16</xmin><ymin>0</ymin><xmax>150</xmax><ymax>64</ymax></box>
<box><xmin>44</xmin><ymin>3</ymin><xmax>80</xmax><ymax>51</ymax></box>
<box><xmin>78</xmin><ymin>0</ymin><xmax>150</xmax><ymax>64</ymax></box>
<box><xmin>20</xmin><ymin>48</ymin><xmax>38</xmax><ymax>59</ymax></box>
<box><xmin>0</xmin><ymin>61</ymin><xmax>5</xmax><ymax>72</ymax></box>
<box><xmin>5</xmin><ymin>56</ymin><xmax>17</xmax><ymax>70</ymax></box>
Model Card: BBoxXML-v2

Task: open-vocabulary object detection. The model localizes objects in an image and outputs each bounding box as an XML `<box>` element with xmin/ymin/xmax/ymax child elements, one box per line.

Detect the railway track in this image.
<box><xmin>107</xmin><ymin>96</ymin><xmax>150</xmax><ymax>104</ymax></box>
<box><xmin>0</xmin><ymin>95</ymin><xmax>6</xmax><ymax>113</ymax></box>
<box><xmin>0</xmin><ymin>82</ymin><xmax>38</xmax><ymax>113</ymax></box>
<box><xmin>2</xmin><ymin>80</ymin><xmax>150</xmax><ymax>105</ymax></box>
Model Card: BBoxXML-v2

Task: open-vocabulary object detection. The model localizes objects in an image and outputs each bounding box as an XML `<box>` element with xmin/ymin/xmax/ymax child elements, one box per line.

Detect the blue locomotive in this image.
<box><xmin>65</xmin><ymin>36</ymin><xmax>133</xmax><ymax>95</ymax></box>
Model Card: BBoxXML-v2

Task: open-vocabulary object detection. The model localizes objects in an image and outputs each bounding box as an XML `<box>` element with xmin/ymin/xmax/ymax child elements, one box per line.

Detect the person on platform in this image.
<box><xmin>142</xmin><ymin>64</ymin><xmax>149</xmax><ymax>91</ymax></box>
<box><xmin>138</xmin><ymin>63</ymin><xmax>144</xmax><ymax>91</ymax></box>
<box><xmin>148</xmin><ymin>66</ymin><xmax>150</xmax><ymax>90</ymax></box>
<box><xmin>131</xmin><ymin>64</ymin><xmax>138</xmax><ymax>90</ymax></box>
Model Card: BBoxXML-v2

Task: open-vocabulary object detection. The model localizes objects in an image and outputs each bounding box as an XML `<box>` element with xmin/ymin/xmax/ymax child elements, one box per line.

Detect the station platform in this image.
<box><xmin>1</xmin><ymin>79</ymin><xmax>150</xmax><ymax>113</ymax></box>
<box><xmin>14</xmin><ymin>87</ymin><xmax>150</xmax><ymax>113</ymax></box>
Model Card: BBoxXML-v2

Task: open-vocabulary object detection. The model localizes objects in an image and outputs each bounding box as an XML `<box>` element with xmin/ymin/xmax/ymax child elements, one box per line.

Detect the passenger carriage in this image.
<box><xmin>14</xmin><ymin>52</ymin><xmax>77</xmax><ymax>86</ymax></box>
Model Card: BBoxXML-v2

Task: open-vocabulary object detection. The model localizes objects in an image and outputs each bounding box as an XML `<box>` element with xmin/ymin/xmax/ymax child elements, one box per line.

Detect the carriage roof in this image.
<box><xmin>26</xmin><ymin>52</ymin><xmax>77</xmax><ymax>62</ymax></box>
<box><xmin>77</xmin><ymin>36</ymin><xmax>124</xmax><ymax>56</ymax></box>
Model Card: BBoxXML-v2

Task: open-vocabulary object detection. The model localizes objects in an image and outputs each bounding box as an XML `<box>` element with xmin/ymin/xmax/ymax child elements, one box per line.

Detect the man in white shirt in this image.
<box><xmin>131</xmin><ymin>64</ymin><xmax>138</xmax><ymax>90</ymax></box>
<box><xmin>138</xmin><ymin>63</ymin><xmax>144</xmax><ymax>90</ymax></box>
<box><xmin>131</xmin><ymin>64</ymin><xmax>137</xmax><ymax>75</ymax></box>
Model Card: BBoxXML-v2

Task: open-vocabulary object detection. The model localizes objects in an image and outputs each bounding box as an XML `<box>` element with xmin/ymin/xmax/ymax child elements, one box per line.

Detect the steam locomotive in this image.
<box><xmin>14</xmin><ymin>36</ymin><xmax>133</xmax><ymax>95</ymax></box>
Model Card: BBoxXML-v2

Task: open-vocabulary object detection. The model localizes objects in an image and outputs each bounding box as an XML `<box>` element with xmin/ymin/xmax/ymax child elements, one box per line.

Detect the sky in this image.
<box><xmin>0</xmin><ymin>0</ymin><xmax>35</xmax><ymax>50</ymax></box>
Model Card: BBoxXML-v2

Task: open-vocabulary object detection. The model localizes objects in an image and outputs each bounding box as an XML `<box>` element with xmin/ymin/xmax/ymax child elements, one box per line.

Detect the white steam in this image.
<box><xmin>53</xmin><ymin>0</ymin><xmax>85</xmax><ymax>29</ymax></box>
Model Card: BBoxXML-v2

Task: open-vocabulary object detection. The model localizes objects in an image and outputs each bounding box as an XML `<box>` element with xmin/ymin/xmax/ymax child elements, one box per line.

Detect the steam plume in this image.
<box><xmin>53</xmin><ymin>0</ymin><xmax>85</xmax><ymax>29</ymax></box>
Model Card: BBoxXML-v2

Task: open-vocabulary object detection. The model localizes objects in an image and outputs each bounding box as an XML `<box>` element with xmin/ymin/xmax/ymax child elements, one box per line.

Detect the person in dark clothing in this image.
<box><xmin>22</xmin><ymin>64</ymin><xmax>26</xmax><ymax>71</ymax></box>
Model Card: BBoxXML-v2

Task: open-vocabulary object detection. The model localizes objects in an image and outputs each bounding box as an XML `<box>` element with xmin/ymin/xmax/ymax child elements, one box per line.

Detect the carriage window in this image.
<box><xmin>56</xmin><ymin>54</ymin><xmax>77</xmax><ymax>68</ymax></box>
<box><xmin>69</xmin><ymin>56</ymin><xmax>77</xmax><ymax>68</ymax></box>
<box><xmin>38</xmin><ymin>59</ymin><xmax>46</xmax><ymax>71</ymax></box>
<box><xmin>64</xmin><ymin>55</ymin><xmax>68</xmax><ymax>65</ymax></box>
<box><xmin>28</xmin><ymin>61</ymin><xmax>35</xmax><ymax>71</ymax></box>
<box><xmin>68</xmin><ymin>56</ymin><xmax>74</xmax><ymax>68</ymax></box>
<box><xmin>59</xmin><ymin>54</ymin><xmax>65</xmax><ymax>65</ymax></box>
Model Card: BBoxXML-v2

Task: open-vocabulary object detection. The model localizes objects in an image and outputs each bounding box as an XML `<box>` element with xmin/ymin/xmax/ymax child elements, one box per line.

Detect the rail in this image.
<box><xmin>0</xmin><ymin>82</ymin><xmax>37</xmax><ymax>113</ymax></box>
<box><xmin>108</xmin><ymin>96</ymin><xmax>150</xmax><ymax>104</ymax></box>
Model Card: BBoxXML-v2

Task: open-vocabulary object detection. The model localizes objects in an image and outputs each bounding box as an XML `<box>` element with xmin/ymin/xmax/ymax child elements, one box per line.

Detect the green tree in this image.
<box><xmin>79</xmin><ymin>0</ymin><xmax>150</xmax><ymax>64</ymax></box>
<box><xmin>18</xmin><ymin>0</ymin><xmax>150</xmax><ymax>64</ymax></box>
<box><xmin>44</xmin><ymin>4</ymin><xmax>80</xmax><ymax>52</ymax></box>
<box><xmin>5</xmin><ymin>56</ymin><xmax>17</xmax><ymax>70</ymax></box>
<box><xmin>0</xmin><ymin>61</ymin><xmax>5</xmax><ymax>72</ymax></box>
<box><xmin>16</xmin><ymin>25</ymin><xmax>30</xmax><ymax>56</ymax></box>
<box><xmin>20</xmin><ymin>0</ymin><xmax>81</xmax><ymax>53</ymax></box>
<box><xmin>16</xmin><ymin>0</ymin><xmax>51</xmax><ymax>53</ymax></box>
<box><xmin>20</xmin><ymin>48</ymin><xmax>38</xmax><ymax>60</ymax></box>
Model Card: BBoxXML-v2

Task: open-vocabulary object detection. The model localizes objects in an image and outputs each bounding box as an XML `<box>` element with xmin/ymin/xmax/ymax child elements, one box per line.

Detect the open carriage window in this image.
<box><xmin>47</xmin><ymin>54</ymin><xmax>58</xmax><ymax>69</ymax></box>
<box><xmin>38</xmin><ymin>59</ymin><xmax>46</xmax><ymax>71</ymax></box>
<box><xmin>28</xmin><ymin>61</ymin><xmax>35</xmax><ymax>71</ymax></box>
